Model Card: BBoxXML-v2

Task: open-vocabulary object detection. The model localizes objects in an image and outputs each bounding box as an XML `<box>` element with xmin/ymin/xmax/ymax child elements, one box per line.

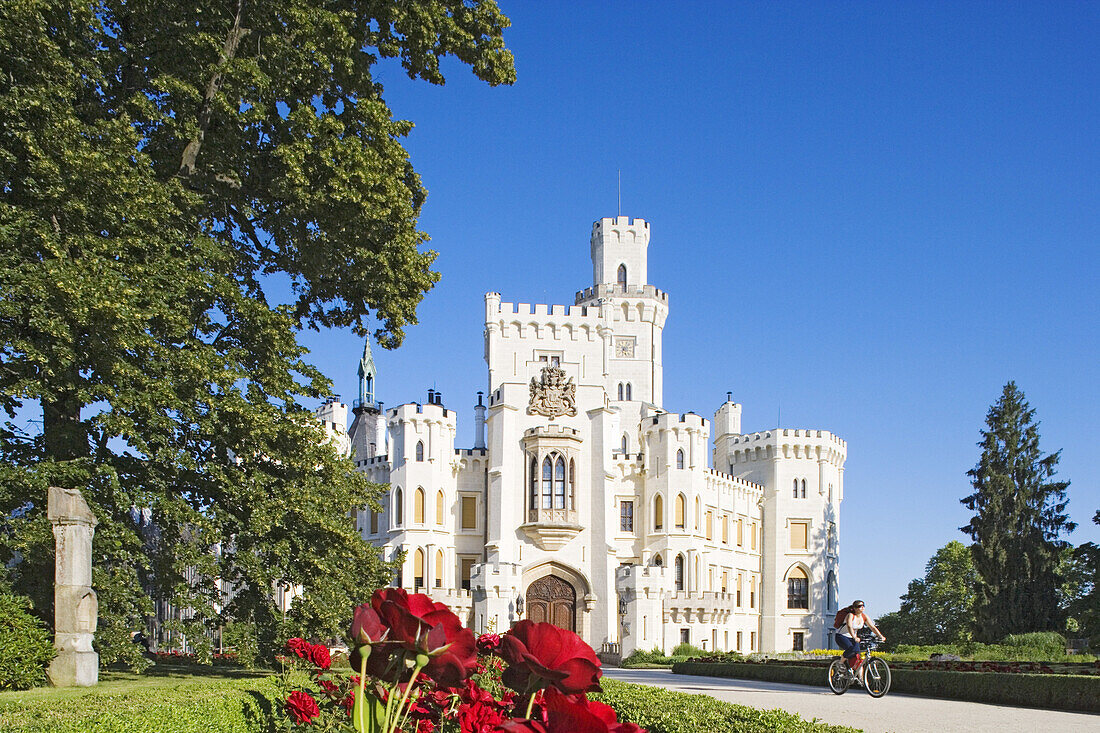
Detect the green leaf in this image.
<box><xmin>351</xmin><ymin>687</ymin><xmax>385</xmax><ymax>733</ymax></box>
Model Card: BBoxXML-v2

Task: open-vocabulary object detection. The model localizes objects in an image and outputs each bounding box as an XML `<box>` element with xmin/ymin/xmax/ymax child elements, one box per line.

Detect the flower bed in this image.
<box><xmin>278</xmin><ymin>588</ymin><xmax>645</xmax><ymax>732</ymax></box>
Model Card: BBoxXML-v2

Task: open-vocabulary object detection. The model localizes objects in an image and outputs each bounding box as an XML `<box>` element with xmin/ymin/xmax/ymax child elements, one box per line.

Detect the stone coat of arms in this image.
<box><xmin>528</xmin><ymin>366</ymin><xmax>577</xmax><ymax>418</ymax></box>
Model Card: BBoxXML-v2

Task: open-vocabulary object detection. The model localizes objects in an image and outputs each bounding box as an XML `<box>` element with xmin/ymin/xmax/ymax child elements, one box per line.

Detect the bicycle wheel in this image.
<box><xmin>827</xmin><ymin>658</ymin><xmax>851</xmax><ymax>694</ymax></box>
<box><xmin>864</xmin><ymin>657</ymin><xmax>891</xmax><ymax>697</ymax></box>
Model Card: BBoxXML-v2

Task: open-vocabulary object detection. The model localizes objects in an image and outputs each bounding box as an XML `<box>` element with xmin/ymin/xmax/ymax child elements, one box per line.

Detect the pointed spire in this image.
<box><xmin>357</xmin><ymin>337</ymin><xmax>376</xmax><ymax>407</ymax></box>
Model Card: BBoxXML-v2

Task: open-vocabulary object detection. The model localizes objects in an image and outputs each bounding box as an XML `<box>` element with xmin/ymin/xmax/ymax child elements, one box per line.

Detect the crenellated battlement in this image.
<box><xmin>592</xmin><ymin>216</ymin><xmax>649</xmax><ymax>237</ymax></box>
<box><xmin>643</xmin><ymin>411</ymin><xmax>709</xmax><ymax>432</ymax></box>
<box><xmin>494</xmin><ymin>301</ymin><xmax>601</xmax><ymax>319</ymax></box>
<box><xmin>524</xmin><ymin>425</ymin><xmax>582</xmax><ymax>439</ymax></box>
<box><xmin>574</xmin><ymin>283</ymin><xmax>669</xmax><ymax>305</ymax></box>
<box><xmin>704</xmin><ymin>467</ymin><xmax>764</xmax><ymax>494</ymax></box>
<box><xmin>484</xmin><ymin>292</ymin><xmax>605</xmax><ymax>343</ymax></box>
<box><xmin>725</xmin><ymin>428</ymin><xmax>847</xmax><ymax>467</ymax></box>
<box><xmin>388</xmin><ymin>401</ymin><xmax>458</xmax><ymax>424</ymax></box>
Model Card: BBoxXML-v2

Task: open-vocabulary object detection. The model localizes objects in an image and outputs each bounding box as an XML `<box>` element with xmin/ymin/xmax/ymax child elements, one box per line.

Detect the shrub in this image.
<box><xmin>0</xmin><ymin>593</ymin><xmax>55</xmax><ymax>691</ymax></box>
<box><xmin>1000</xmin><ymin>631</ymin><xmax>1066</xmax><ymax>653</ymax></box>
<box><xmin>670</xmin><ymin>642</ymin><xmax>705</xmax><ymax>657</ymax></box>
<box><xmin>221</xmin><ymin>621</ymin><xmax>258</xmax><ymax>670</ymax></box>
<box><xmin>593</xmin><ymin>678</ymin><xmax>860</xmax><ymax>733</ymax></box>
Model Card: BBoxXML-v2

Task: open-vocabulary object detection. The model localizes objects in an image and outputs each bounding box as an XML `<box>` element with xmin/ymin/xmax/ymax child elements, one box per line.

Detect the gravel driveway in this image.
<box><xmin>602</xmin><ymin>667</ymin><xmax>1099</xmax><ymax>733</ymax></box>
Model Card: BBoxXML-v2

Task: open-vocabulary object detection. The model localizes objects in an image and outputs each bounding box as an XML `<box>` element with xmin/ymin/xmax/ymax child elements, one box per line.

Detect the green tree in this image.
<box><xmin>1064</xmin><ymin>511</ymin><xmax>1100</xmax><ymax>645</ymax></box>
<box><xmin>961</xmin><ymin>382</ymin><xmax>1075</xmax><ymax>642</ymax></box>
<box><xmin>884</xmin><ymin>541</ymin><xmax>978</xmax><ymax>646</ymax></box>
<box><xmin>0</xmin><ymin>0</ymin><xmax>514</xmax><ymax>667</ymax></box>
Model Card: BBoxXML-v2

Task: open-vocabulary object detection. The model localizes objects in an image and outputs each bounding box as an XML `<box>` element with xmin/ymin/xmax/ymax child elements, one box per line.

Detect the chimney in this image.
<box><xmin>474</xmin><ymin>392</ymin><xmax>486</xmax><ymax>449</ymax></box>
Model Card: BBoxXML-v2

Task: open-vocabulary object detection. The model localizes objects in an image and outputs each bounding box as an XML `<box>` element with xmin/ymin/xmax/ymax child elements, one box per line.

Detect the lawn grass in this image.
<box><xmin>0</xmin><ymin>665</ymin><xmax>281</xmax><ymax>733</ymax></box>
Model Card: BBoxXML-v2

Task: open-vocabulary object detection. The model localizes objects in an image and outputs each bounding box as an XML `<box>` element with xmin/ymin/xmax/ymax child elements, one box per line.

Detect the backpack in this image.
<box><xmin>833</xmin><ymin>606</ymin><xmax>857</xmax><ymax>629</ymax></box>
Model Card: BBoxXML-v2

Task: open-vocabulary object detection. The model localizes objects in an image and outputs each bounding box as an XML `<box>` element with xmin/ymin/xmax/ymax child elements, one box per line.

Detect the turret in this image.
<box><xmin>357</xmin><ymin>339</ymin><xmax>377</xmax><ymax>409</ymax></box>
<box><xmin>591</xmin><ymin>217</ymin><xmax>650</xmax><ymax>289</ymax></box>
<box><xmin>712</xmin><ymin>394</ymin><xmax>742</xmax><ymax>468</ymax></box>
<box><xmin>350</xmin><ymin>337</ymin><xmax>386</xmax><ymax>461</ymax></box>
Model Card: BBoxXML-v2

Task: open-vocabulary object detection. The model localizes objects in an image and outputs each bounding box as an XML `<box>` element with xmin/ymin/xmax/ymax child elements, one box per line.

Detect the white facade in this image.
<box><xmin>337</xmin><ymin>216</ymin><xmax>846</xmax><ymax>656</ymax></box>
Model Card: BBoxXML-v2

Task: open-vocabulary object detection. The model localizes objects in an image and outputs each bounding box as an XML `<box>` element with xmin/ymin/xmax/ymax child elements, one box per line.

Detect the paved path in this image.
<box><xmin>602</xmin><ymin>667</ymin><xmax>1099</xmax><ymax>733</ymax></box>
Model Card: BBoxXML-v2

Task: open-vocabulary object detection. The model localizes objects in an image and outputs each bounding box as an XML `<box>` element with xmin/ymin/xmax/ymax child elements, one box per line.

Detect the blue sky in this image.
<box><xmin>290</xmin><ymin>1</ymin><xmax>1100</xmax><ymax>616</ymax></box>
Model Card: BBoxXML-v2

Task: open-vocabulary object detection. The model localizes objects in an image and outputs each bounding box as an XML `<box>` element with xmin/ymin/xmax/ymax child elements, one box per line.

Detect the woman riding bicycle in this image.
<box><xmin>835</xmin><ymin>600</ymin><xmax>885</xmax><ymax>676</ymax></box>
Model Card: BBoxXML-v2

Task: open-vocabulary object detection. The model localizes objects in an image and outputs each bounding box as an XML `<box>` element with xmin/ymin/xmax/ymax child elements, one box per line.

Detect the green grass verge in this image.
<box><xmin>0</xmin><ymin>669</ymin><xmax>280</xmax><ymax>733</ymax></box>
<box><xmin>672</xmin><ymin>661</ymin><xmax>1100</xmax><ymax>713</ymax></box>
<box><xmin>592</xmin><ymin>678</ymin><xmax>861</xmax><ymax>733</ymax></box>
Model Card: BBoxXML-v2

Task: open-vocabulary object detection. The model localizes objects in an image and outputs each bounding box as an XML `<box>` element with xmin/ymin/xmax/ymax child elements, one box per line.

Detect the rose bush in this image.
<box><xmin>279</xmin><ymin>589</ymin><xmax>644</xmax><ymax>733</ymax></box>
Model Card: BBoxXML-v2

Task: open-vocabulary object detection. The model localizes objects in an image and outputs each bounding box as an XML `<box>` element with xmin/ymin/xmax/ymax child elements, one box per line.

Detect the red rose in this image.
<box><xmin>308</xmin><ymin>643</ymin><xmax>332</xmax><ymax>670</ymax></box>
<box><xmin>350</xmin><ymin>588</ymin><xmax>477</xmax><ymax>688</ymax></box>
<box><xmin>286</xmin><ymin>637</ymin><xmax>311</xmax><ymax>659</ymax></box>
<box><xmin>499</xmin><ymin>689</ymin><xmax>645</xmax><ymax>733</ymax></box>
<box><xmin>350</xmin><ymin>603</ymin><xmax>389</xmax><ymax>645</ymax></box>
<box><xmin>500</xmin><ymin>621</ymin><xmax>602</xmax><ymax>695</ymax></box>
<box><xmin>286</xmin><ymin>690</ymin><xmax>320</xmax><ymax>725</ymax></box>
<box><xmin>457</xmin><ymin>699</ymin><xmax>505</xmax><ymax>733</ymax></box>
<box><xmin>477</xmin><ymin>632</ymin><xmax>502</xmax><ymax>654</ymax></box>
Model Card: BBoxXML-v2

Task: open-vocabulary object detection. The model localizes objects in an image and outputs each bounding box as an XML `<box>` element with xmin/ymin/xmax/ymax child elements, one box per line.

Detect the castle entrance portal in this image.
<box><xmin>525</xmin><ymin>575</ymin><xmax>576</xmax><ymax>631</ymax></box>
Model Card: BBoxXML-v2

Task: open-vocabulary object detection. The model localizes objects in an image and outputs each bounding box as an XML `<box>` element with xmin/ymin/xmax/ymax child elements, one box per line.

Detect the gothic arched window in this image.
<box><xmin>541</xmin><ymin>457</ymin><xmax>553</xmax><ymax>509</ymax></box>
<box><xmin>654</xmin><ymin>495</ymin><xmax>664</xmax><ymax>530</ymax></box>
<box><xmin>787</xmin><ymin>566</ymin><xmax>809</xmax><ymax>609</ymax></box>
<box><xmin>414</xmin><ymin>487</ymin><xmax>425</xmax><ymax>524</ymax></box>
<box><xmin>415</xmin><ymin>441</ymin><xmax>424</xmax><ymax>462</ymax></box>
<box><xmin>621</xmin><ymin>434</ymin><xmax>628</xmax><ymax>453</ymax></box>
<box><xmin>793</xmin><ymin>478</ymin><xmax>799</xmax><ymax>498</ymax></box>
<box><xmin>801</xmin><ymin>479</ymin><xmax>807</xmax><ymax>498</ymax></box>
<box><xmin>394</xmin><ymin>487</ymin><xmax>404</xmax><ymax>527</ymax></box>
<box><xmin>436</xmin><ymin>490</ymin><xmax>445</xmax><ymax>526</ymax></box>
<box><xmin>413</xmin><ymin>548</ymin><xmax>425</xmax><ymax>591</ymax></box>
<box><xmin>529</xmin><ymin>456</ymin><xmax>538</xmax><ymax>510</ymax></box>
<box><xmin>674</xmin><ymin>554</ymin><xmax>685</xmax><ymax>591</ymax></box>
<box><xmin>624</xmin><ymin>383</ymin><xmax>632</xmax><ymax>401</ymax></box>
<box><xmin>617</xmin><ymin>264</ymin><xmax>627</xmax><ymax>288</ymax></box>
<box><xmin>653</xmin><ymin>553</ymin><xmax>663</xmax><ymax>567</ymax></box>
<box><xmin>675</xmin><ymin>494</ymin><xmax>686</xmax><ymax>529</ymax></box>
<box><xmin>617</xmin><ymin>383</ymin><xmax>623</xmax><ymax>401</ymax></box>
<box><xmin>676</xmin><ymin>449</ymin><xmax>684</xmax><ymax>469</ymax></box>
<box><xmin>568</xmin><ymin>459</ymin><xmax>576</xmax><ymax>510</ymax></box>
<box><xmin>554</xmin><ymin>456</ymin><xmax>566</xmax><ymax>509</ymax></box>
<box><xmin>435</xmin><ymin>549</ymin><xmax>445</xmax><ymax>588</ymax></box>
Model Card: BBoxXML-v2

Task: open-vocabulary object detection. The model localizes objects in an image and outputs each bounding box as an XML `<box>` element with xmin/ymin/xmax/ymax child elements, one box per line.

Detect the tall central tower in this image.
<box><xmin>576</xmin><ymin>217</ymin><xmax>668</xmax><ymax>407</ymax></box>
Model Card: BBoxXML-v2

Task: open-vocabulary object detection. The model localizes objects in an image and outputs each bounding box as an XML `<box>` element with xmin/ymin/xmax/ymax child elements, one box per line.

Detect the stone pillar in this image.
<box><xmin>47</xmin><ymin>486</ymin><xmax>99</xmax><ymax>687</ymax></box>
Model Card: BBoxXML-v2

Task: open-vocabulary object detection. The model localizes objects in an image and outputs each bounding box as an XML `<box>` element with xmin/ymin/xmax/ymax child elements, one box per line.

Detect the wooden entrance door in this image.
<box><xmin>525</xmin><ymin>575</ymin><xmax>576</xmax><ymax>631</ymax></box>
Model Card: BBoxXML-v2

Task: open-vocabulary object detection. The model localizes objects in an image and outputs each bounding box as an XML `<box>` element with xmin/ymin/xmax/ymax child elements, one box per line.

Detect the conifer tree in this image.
<box><xmin>961</xmin><ymin>382</ymin><xmax>1074</xmax><ymax>641</ymax></box>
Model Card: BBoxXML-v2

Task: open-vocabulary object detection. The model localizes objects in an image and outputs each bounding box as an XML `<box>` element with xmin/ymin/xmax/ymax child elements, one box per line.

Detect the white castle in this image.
<box><xmin>315</xmin><ymin>217</ymin><xmax>845</xmax><ymax>657</ymax></box>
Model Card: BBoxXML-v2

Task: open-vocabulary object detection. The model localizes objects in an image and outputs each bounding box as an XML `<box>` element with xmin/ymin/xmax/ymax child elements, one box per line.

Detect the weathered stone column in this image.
<box><xmin>47</xmin><ymin>486</ymin><xmax>99</xmax><ymax>687</ymax></box>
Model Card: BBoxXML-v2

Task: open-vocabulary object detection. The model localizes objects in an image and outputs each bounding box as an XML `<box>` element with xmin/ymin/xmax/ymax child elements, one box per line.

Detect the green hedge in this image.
<box><xmin>0</xmin><ymin>593</ymin><xmax>55</xmax><ymax>690</ymax></box>
<box><xmin>672</xmin><ymin>661</ymin><xmax>1100</xmax><ymax>713</ymax></box>
<box><xmin>593</xmin><ymin>678</ymin><xmax>861</xmax><ymax>733</ymax></box>
<box><xmin>0</xmin><ymin>672</ymin><xmax>280</xmax><ymax>733</ymax></box>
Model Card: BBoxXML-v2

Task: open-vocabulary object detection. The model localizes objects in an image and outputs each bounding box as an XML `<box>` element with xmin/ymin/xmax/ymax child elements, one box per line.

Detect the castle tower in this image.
<box><xmin>590</xmin><ymin>216</ymin><xmax>649</xmax><ymax>288</ymax></box>
<box><xmin>575</xmin><ymin>217</ymin><xmax>669</xmax><ymax>407</ymax></box>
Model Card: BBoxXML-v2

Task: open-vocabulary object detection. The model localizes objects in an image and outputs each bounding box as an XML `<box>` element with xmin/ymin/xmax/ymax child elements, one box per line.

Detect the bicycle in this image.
<box><xmin>827</xmin><ymin>630</ymin><xmax>891</xmax><ymax>697</ymax></box>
